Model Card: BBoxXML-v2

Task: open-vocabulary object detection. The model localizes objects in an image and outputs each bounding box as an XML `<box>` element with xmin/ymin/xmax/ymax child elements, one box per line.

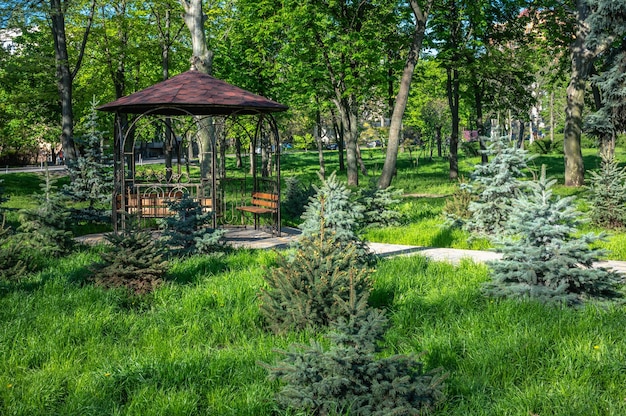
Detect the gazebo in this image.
<box><xmin>97</xmin><ymin>69</ymin><xmax>288</xmax><ymax>235</ymax></box>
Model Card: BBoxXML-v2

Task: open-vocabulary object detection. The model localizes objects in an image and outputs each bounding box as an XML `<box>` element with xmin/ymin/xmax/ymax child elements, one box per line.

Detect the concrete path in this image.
<box><xmin>76</xmin><ymin>227</ymin><xmax>626</xmax><ymax>275</ymax></box>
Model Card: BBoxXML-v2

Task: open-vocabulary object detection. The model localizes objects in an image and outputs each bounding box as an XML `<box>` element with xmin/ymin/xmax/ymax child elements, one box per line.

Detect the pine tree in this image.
<box><xmin>299</xmin><ymin>172</ymin><xmax>372</xmax><ymax>263</ymax></box>
<box><xmin>443</xmin><ymin>176</ymin><xmax>476</xmax><ymax>228</ymax></box>
<box><xmin>485</xmin><ymin>167</ymin><xmax>623</xmax><ymax>305</ymax></box>
<box><xmin>357</xmin><ymin>182</ymin><xmax>403</xmax><ymax>229</ymax></box>
<box><xmin>64</xmin><ymin>97</ymin><xmax>113</xmax><ymax>223</ymax></box>
<box><xmin>260</xmin><ymin>223</ymin><xmax>372</xmax><ymax>333</ymax></box>
<box><xmin>262</xmin><ymin>297</ymin><xmax>446</xmax><ymax>415</ymax></box>
<box><xmin>282</xmin><ymin>176</ymin><xmax>315</xmax><ymax>221</ymax></box>
<box><xmin>90</xmin><ymin>220</ymin><xmax>168</xmax><ymax>295</ymax></box>
<box><xmin>587</xmin><ymin>150</ymin><xmax>626</xmax><ymax>229</ymax></box>
<box><xmin>464</xmin><ymin>135</ymin><xmax>534</xmax><ymax>238</ymax></box>
<box><xmin>18</xmin><ymin>170</ymin><xmax>74</xmax><ymax>256</ymax></box>
<box><xmin>0</xmin><ymin>218</ymin><xmax>27</xmax><ymax>281</ymax></box>
<box><xmin>159</xmin><ymin>195</ymin><xmax>225</xmax><ymax>257</ymax></box>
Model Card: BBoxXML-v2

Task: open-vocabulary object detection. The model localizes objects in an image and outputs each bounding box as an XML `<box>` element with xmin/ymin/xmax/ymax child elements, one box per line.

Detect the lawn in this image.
<box><xmin>1</xmin><ymin>146</ymin><xmax>626</xmax><ymax>415</ymax></box>
<box><xmin>1</xmin><ymin>250</ymin><xmax>625</xmax><ymax>415</ymax></box>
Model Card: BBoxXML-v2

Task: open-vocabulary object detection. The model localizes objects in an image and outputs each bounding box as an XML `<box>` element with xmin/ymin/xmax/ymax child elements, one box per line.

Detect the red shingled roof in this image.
<box><xmin>97</xmin><ymin>70</ymin><xmax>288</xmax><ymax>116</ymax></box>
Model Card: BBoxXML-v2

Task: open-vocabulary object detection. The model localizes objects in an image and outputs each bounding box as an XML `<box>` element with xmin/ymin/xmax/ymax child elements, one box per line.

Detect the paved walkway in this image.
<box><xmin>77</xmin><ymin>227</ymin><xmax>626</xmax><ymax>275</ymax></box>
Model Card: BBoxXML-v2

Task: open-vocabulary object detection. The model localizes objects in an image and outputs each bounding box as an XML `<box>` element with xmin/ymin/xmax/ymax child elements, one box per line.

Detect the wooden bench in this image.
<box><xmin>116</xmin><ymin>193</ymin><xmax>213</xmax><ymax>218</ymax></box>
<box><xmin>236</xmin><ymin>192</ymin><xmax>279</xmax><ymax>230</ymax></box>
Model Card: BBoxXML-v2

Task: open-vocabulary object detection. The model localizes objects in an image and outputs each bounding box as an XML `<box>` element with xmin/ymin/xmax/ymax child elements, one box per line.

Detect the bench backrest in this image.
<box><xmin>251</xmin><ymin>192</ymin><xmax>279</xmax><ymax>210</ymax></box>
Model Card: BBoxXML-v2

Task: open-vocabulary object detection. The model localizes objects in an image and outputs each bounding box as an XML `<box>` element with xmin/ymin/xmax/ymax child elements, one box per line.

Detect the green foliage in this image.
<box><xmin>260</xmin><ymin>228</ymin><xmax>371</xmax><ymax>333</ymax></box>
<box><xmin>263</xmin><ymin>303</ymin><xmax>446</xmax><ymax>415</ymax></box>
<box><xmin>485</xmin><ymin>168</ymin><xmax>624</xmax><ymax>305</ymax></box>
<box><xmin>0</xmin><ymin>218</ymin><xmax>27</xmax><ymax>281</ymax></box>
<box><xmin>159</xmin><ymin>195</ymin><xmax>225</xmax><ymax>257</ymax></box>
<box><xmin>528</xmin><ymin>137</ymin><xmax>563</xmax><ymax>155</ymax></box>
<box><xmin>90</xmin><ymin>222</ymin><xmax>169</xmax><ymax>295</ymax></box>
<box><xmin>443</xmin><ymin>176</ymin><xmax>476</xmax><ymax>227</ymax></box>
<box><xmin>357</xmin><ymin>182</ymin><xmax>403</xmax><ymax>229</ymax></box>
<box><xmin>299</xmin><ymin>172</ymin><xmax>372</xmax><ymax>263</ymax></box>
<box><xmin>282</xmin><ymin>176</ymin><xmax>315</xmax><ymax>222</ymax></box>
<box><xmin>587</xmin><ymin>151</ymin><xmax>626</xmax><ymax>229</ymax></box>
<box><xmin>18</xmin><ymin>170</ymin><xmax>75</xmax><ymax>256</ymax></box>
<box><xmin>64</xmin><ymin>98</ymin><xmax>113</xmax><ymax>223</ymax></box>
<box><xmin>464</xmin><ymin>135</ymin><xmax>535</xmax><ymax>238</ymax></box>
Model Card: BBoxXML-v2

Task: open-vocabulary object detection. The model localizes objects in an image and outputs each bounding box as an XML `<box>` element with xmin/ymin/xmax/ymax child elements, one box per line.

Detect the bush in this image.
<box><xmin>357</xmin><ymin>182</ymin><xmax>403</xmax><ymax>229</ymax></box>
<box><xmin>259</xmin><ymin>228</ymin><xmax>371</xmax><ymax>333</ymax></box>
<box><xmin>282</xmin><ymin>176</ymin><xmax>315</xmax><ymax>221</ymax></box>
<box><xmin>90</xmin><ymin>222</ymin><xmax>169</xmax><ymax>295</ymax></box>
<box><xmin>443</xmin><ymin>176</ymin><xmax>475</xmax><ymax>227</ymax></box>
<box><xmin>159</xmin><ymin>195</ymin><xmax>225</xmax><ymax>257</ymax></box>
<box><xmin>485</xmin><ymin>167</ymin><xmax>624</xmax><ymax>305</ymax></box>
<box><xmin>587</xmin><ymin>150</ymin><xmax>626</xmax><ymax>229</ymax></box>
<box><xmin>299</xmin><ymin>172</ymin><xmax>373</xmax><ymax>264</ymax></box>
<box><xmin>262</xmin><ymin>305</ymin><xmax>446</xmax><ymax>415</ymax></box>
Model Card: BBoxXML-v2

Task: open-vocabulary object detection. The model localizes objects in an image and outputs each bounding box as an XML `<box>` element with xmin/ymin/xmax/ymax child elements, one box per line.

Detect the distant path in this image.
<box><xmin>0</xmin><ymin>157</ymin><xmax>165</xmax><ymax>175</ymax></box>
<box><xmin>77</xmin><ymin>227</ymin><xmax>626</xmax><ymax>275</ymax></box>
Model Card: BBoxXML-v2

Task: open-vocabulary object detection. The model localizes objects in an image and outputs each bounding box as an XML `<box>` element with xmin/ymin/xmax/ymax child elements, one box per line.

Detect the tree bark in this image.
<box><xmin>49</xmin><ymin>0</ymin><xmax>95</xmax><ymax>164</ymax></box>
<box><xmin>447</xmin><ymin>67</ymin><xmax>459</xmax><ymax>180</ymax></box>
<box><xmin>563</xmin><ymin>0</ymin><xmax>591</xmax><ymax>187</ymax></box>
<box><xmin>378</xmin><ymin>0</ymin><xmax>430</xmax><ymax>189</ymax></box>
<box><xmin>181</xmin><ymin>0</ymin><xmax>214</xmax><ymax>180</ymax></box>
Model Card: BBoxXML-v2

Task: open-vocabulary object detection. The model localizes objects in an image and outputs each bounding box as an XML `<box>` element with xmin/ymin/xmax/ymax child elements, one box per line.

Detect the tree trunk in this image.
<box><xmin>330</xmin><ymin>107</ymin><xmax>345</xmax><ymax>171</ymax></box>
<box><xmin>447</xmin><ymin>67</ymin><xmax>459</xmax><ymax>179</ymax></box>
<box><xmin>181</xmin><ymin>0</ymin><xmax>214</xmax><ymax>180</ymax></box>
<box><xmin>334</xmin><ymin>95</ymin><xmax>359</xmax><ymax>186</ymax></box>
<box><xmin>315</xmin><ymin>108</ymin><xmax>325</xmax><ymax>179</ymax></box>
<box><xmin>50</xmin><ymin>0</ymin><xmax>77</xmax><ymax>163</ymax></box>
<box><xmin>378</xmin><ymin>0</ymin><xmax>429</xmax><ymax>189</ymax></box>
<box><xmin>563</xmin><ymin>0</ymin><xmax>591</xmax><ymax>187</ymax></box>
<box><xmin>474</xmin><ymin>81</ymin><xmax>488</xmax><ymax>164</ymax></box>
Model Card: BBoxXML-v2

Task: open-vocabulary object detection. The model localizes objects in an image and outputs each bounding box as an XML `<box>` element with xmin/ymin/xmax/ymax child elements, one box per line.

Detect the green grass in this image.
<box><xmin>1</xmin><ymin>250</ymin><xmax>625</xmax><ymax>415</ymax></box>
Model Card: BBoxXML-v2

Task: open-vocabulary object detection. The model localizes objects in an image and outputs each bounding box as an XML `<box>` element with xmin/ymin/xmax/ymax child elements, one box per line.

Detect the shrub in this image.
<box><xmin>357</xmin><ymin>182</ymin><xmax>403</xmax><ymax>229</ymax></box>
<box><xmin>90</xmin><ymin>221</ymin><xmax>169</xmax><ymax>295</ymax></box>
<box><xmin>0</xmin><ymin>218</ymin><xmax>27</xmax><ymax>281</ymax></box>
<box><xmin>159</xmin><ymin>195</ymin><xmax>225</xmax><ymax>257</ymax></box>
<box><xmin>442</xmin><ymin>176</ymin><xmax>475</xmax><ymax>227</ymax></box>
<box><xmin>299</xmin><ymin>172</ymin><xmax>372</xmax><ymax>263</ymax></box>
<box><xmin>262</xmin><ymin>301</ymin><xmax>446</xmax><ymax>415</ymax></box>
<box><xmin>485</xmin><ymin>167</ymin><xmax>624</xmax><ymax>305</ymax></box>
<box><xmin>18</xmin><ymin>170</ymin><xmax>75</xmax><ymax>256</ymax></box>
<box><xmin>587</xmin><ymin>150</ymin><xmax>626</xmax><ymax>229</ymax></box>
<box><xmin>259</xmin><ymin>227</ymin><xmax>371</xmax><ymax>333</ymax></box>
<box><xmin>282</xmin><ymin>176</ymin><xmax>315</xmax><ymax>221</ymax></box>
<box><xmin>64</xmin><ymin>98</ymin><xmax>113</xmax><ymax>224</ymax></box>
<box><xmin>464</xmin><ymin>135</ymin><xmax>534</xmax><ymax>238</ymax></box>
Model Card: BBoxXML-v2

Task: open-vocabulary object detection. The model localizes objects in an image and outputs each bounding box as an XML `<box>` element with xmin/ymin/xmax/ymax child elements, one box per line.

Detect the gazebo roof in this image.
<box><xmin>97</xmin><ymin>70</ymin><xmax>288</xmax><ymax>116</ymax></box>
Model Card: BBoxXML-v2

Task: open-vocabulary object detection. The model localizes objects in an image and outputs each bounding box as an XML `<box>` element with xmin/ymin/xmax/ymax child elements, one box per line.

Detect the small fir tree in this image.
<box><xmin>357</xmin><ymin>182</ymin><xmax>403</xmax><ymax>229</ymax></box>
<box><xmin>90</xmin><ymin>220</ymin><xmax>168</xmax><ymax>295</ymax></box>
<box><xmin>262</xmin><ymin>296</ymin><xmax>446</xmax><ymax>415</ymax></box>
<box><xmin>443</xmin><ymin>176</ymin><xmax>476</xmax><ymax>227</ymax></box>
<box><xmin>260</xmin><ymin>224</ymin><xmax>371</xmax><ymax>333</ymax></box>
<box><xmin>485</xmin><ymin>167</ymin><xmax>624</xmax><ymax>305</ymax></box>
<box><xmin>0</xmin><ymin>218</ymin><xmax>27</xmax><ymax>281</ymax></box>
<box><xmin>18</xmin><ymin>170</ymin><xmax>74</xmax><ymax>256</ymax></box>
<box><xmin>587</xmin><ymin>150</ymin><xmax>626</xmax><ymax>229</ymax></box>
<box><xmin>464</xmin><ymin>135</ymin><xmax>534</xmax><ymax>238</ymax></box>
<box><xmin>282</xmin><ymin>176</ymin><xmax>315</xmax><ymax>221</ymax></box>
<box><xmin>299</xmin><ymin>172</ymin><xmax>372</xmax><ymax>263</ymax></box>
<box><xmin>64</xmin><ymin>97</ymin><xmax>113</xmax><ymax>223</ymax></box>
<box><xmin>159</xmin><ymin>195</ymin><xmax>225</xmax><ymax>257</ymax></box>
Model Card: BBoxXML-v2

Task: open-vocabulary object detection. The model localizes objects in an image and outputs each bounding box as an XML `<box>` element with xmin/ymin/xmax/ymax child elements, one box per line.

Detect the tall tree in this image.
<box><xmin>50</xmin><ymin>0</ymin><xmax>97</xmax><ymax>164</ymax></box>
<box><xmin>180</xmin><ymin>0</ymin><xmax>213</xmax><ymax>178</ymax></box>
<box><xmin>535</xmin><ymin>0</ymin><xmax>614</xmax><ymax>186</ymax></box>
<box><xmin>378</xmin><ymin>0</ymin><xmax>432</xmax><ymax>189</ymax></box>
